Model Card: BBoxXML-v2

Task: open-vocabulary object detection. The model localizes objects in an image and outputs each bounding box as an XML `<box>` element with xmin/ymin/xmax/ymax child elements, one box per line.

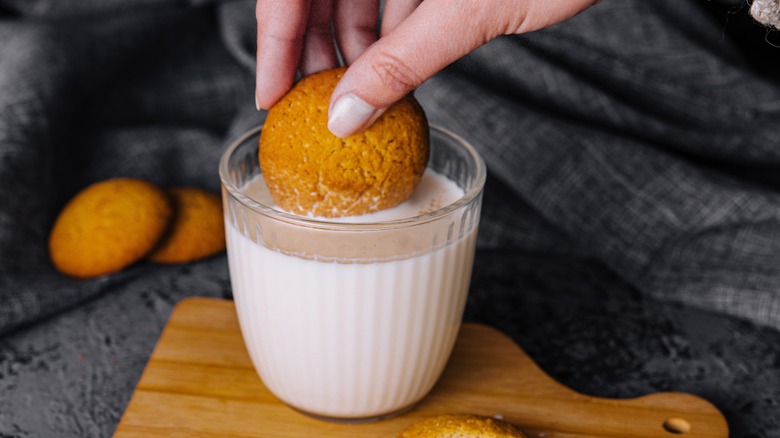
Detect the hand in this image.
<box><xmin>255</xmin><ymin>0</ymin><xmax>597</xmax><ymax>137</ymax></box>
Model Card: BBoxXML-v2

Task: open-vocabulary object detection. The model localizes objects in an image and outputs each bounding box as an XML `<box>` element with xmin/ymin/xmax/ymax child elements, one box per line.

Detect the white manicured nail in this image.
<box><xmin>328</xmin><ymin>93</ymin><xmax>378</xmax><ymax>138</ymax></box>
<box><xmin>255</xmin><ymin>93</ymin><xmax>260</xmax><ymax>111</ymax></box>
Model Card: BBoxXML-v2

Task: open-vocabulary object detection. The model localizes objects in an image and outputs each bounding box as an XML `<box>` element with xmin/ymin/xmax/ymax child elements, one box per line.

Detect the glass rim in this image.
<box><xmin>219</xmin><ymin>124</ymin><xmax>487</xmax><ymax>232</ymax></box>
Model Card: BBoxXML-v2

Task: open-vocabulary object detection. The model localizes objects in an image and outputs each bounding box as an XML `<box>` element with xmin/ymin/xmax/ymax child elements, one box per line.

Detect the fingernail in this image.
<box><xmin>255</xmin><ymin>93</ymin><xmax>260</xmax><ymax>111</ymax></box>
<box><xmin>328</xmin><ymin>93</ymin><xmax>378</xmax><ymax>138</ymax></box>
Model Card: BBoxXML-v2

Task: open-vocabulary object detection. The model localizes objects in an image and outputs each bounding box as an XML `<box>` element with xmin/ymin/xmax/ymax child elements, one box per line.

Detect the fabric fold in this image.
<box><xmin>0</xmin><ymin>1</ymin><xmax>254</xmax><ymax>335</ymax></box>
<box><xmin>417</xmin><ymin>0</ymin><xmax>780</xmax><ymax>328</ymax></box>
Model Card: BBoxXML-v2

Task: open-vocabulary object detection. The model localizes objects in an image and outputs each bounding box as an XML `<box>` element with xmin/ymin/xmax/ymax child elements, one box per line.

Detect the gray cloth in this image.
<box><xmin>1</xmin><ymin>0</ymin><xmax>779</xmax><ymax>332</ymax></box>
<box><xmin>0</xmin><ymin>0</ymin><xmax>256</xmax><ymax>335</ymax></box>
<box><xmin>418</xmin><ymin>0</ymin><xmax>780</xmax><ymax>329</ymax></box>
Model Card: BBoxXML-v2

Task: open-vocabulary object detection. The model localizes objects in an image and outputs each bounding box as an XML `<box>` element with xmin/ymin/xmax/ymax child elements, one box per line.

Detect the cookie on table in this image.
<box><xmin>397</xmin><ymin>414</ymin><xmax>527</xmax><ymax>438</ymax></box>
<box><xmin>259</xmin><ymin>66</ymin><xmax>429</xmax><ymax>218</ymax></box>
<box><xmin>49</xmin><ymin>178</ymin><xmax>172</xmax><ymax>279</ymax></box>
<box><xmin>147</xmin><ymin>187</ymin><xmax>225</xmax><ymax>264</ymax></box>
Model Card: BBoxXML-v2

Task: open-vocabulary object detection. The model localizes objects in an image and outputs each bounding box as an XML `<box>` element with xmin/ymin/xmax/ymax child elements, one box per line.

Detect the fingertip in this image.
<box><xmin>255</xmin><ymin>38</ymin><xmax>298</xmax><ymax>109</ymax></box>
<box><xmin>325</xmin><ymin>41</ymin><xmax>423</xmax><ymax>136</ymax></box>
<box><xmin>255</xmin><ymin>69</ymin><xmax>292</xmax><ymax>110</ymax></box>
<box><xmin>330</xmin><ymin>49</ymin><xmax>421</xmax><ymax>111</ymax></box>
<box><xmin>327</xmin><ymin>92</ymin><xmax>383</xmax><ymax>137</ymax></box>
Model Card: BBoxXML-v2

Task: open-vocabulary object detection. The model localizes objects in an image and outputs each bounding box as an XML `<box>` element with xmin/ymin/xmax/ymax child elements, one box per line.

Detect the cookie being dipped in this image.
<box><xmin>259</xmin><ymin>67</ymin><xmax>429</xmax><ymax>218</ymax></box>
<box><xmin>397</xmin><ymin>414</ymin><xmax>527</xmax><ymax>438</ymax></box>
<box><xmin>147</xmin><ymin>187</ymin><xmax>225</xmax><ymax>264</ymax></box>
<box><xmin>49</xmin><ymin>178</ymin><xmax>172</xmax><ymax>279</ymax></box>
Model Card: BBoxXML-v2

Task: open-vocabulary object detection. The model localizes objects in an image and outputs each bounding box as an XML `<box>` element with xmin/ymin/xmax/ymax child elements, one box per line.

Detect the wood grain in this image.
<box><xmin>114</xmin><ymin>297</ymin><xmax>728</xmax><ymax>437</ymax></box>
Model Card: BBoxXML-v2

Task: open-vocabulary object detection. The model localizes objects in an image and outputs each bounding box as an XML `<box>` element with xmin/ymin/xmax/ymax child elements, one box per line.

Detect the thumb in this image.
<box><xmin>328</xmin><ymin>0</ymin><xmax>476</xmax><ymax>138</ymax></box>
<box><xmin>327</xmin><ymin>0</ymin><xmax>596</xmax><ymax>138</ymax></box>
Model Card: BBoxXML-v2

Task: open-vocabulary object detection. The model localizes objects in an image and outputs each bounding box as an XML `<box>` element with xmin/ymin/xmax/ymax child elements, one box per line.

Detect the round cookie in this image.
<box><xmin>397</xmin><ymin>414</ymin><xmax>527</xmax><ymax>438</ymax></box>
<box><xmin>49</xmin><ymin>178</ymin><xmax>172</xmax><ymax>279</ymax></box>
<box><xmin>147</xmin><ymin>187</ymin><xmax>225</xmax><ymax>264</ymax></box>
<box><xmin>259</xmin><ymin>66</ymin><xmax>429</xmax><ymax>218</ymax></box>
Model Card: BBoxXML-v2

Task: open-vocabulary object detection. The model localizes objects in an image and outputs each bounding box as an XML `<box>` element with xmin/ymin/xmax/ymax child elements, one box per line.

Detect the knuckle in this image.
<box><xmin>368</xmin><ymin>53</ymin><xmax>422</xmax><ymax>95</ymax></box>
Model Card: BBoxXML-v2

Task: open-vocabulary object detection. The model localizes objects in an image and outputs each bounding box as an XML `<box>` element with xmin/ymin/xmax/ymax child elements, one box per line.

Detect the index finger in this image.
<box><xmin>256</xmin><ymin>0</ymin><xmax>311</xmax><ymax>109</ymax></box>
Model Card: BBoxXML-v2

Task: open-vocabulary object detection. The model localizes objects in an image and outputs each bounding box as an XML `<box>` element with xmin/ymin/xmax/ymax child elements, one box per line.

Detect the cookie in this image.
<box><xmin>259</xmin><ymin>66</ymin><xmax>429</xmax><ymax>218</ymax></box>
<box><xmin>397</xmin><ymin>414</ymin><xmax>527</xmax><ymax>438</ymax></box>
<box><xmin>147</xmin><ymin>187</ymin><xmax>225</xmax><ymax>264</ymax></box>
<box><xmin>49</xmin><ymin>178</ymin><xmax>172</xmax><ymax>279</ymax></box>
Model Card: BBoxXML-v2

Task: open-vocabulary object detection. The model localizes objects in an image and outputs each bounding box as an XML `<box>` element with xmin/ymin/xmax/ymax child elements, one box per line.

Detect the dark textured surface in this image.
<box><xmin>465</xmin><ymin>251</ymin><xmax>780</xmax><ymax>438</ymax></box>
<box><xmin>0</xmin><ymin>259</ymin><xmax>231</xmax><ymax>438</ymax></box>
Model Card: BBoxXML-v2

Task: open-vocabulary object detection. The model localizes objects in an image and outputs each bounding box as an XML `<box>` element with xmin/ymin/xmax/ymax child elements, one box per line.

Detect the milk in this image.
<box><xmin>226</xmin><ymin>170</ymin><xmax>479</xmax><ymax>420</ymax></box>
<box><xmin>241</xmin><ymin>169</ymin><xmax>465</xmax><ymax>223</ymax></box>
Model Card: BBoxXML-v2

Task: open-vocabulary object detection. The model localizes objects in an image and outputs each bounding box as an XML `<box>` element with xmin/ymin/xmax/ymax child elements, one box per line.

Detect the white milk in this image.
<box><xmin>227</xmin><ymin>170</ymin><xmax>478</xmax><ymax>419</ymax></box>
<box><xmin>241</xmin><ymin>169</ymin><xmax>465</xmax><ymax>223</ymax></box>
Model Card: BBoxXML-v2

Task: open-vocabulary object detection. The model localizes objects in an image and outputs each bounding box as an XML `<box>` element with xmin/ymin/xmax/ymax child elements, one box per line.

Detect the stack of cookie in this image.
<box><xmin>49</xmin><ymin>179</ymin><xmax>225</xmax><ymax>279</ymax></box>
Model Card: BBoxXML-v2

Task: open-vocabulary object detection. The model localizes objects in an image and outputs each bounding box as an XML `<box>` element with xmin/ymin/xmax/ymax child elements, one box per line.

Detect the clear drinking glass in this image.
<box><xmin>219</xmin><ymin>125</ymin><xmax>486</xmax><ymax>422</ymax></box>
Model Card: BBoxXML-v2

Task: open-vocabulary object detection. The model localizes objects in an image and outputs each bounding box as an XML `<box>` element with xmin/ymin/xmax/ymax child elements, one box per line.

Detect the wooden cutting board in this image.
<box><xmin>114</xmin><ymin>297</ymin><xmax>728</xmax><ymax>437</ymax></box>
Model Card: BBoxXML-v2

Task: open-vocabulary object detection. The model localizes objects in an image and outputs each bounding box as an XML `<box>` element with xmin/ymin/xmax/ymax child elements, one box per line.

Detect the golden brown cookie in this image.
<box><xmin>259</xmin><ymin>66</ymin><xmax>429</xmax><ymax>218</ymax></box>
<box><xmin>147</xmin><ymin>187</ymin><xmax>225</xmax><ymax>264</ymax></box>
<box><xmin>49</xmin><ymin>178</ymin><xmax>172</xmax><ymax>279</ymax></box>
<box><xmin>397</xmin><ymin>414</ymin><xmax>527</xmax><ymax>438</ymax></box>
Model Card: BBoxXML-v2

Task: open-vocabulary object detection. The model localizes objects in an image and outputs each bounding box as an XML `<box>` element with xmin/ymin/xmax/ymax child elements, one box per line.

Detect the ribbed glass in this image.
<box><xmin>220</xmin><ymin>125</ymin><xmax>485</xmax><ymax>422</ymax></box>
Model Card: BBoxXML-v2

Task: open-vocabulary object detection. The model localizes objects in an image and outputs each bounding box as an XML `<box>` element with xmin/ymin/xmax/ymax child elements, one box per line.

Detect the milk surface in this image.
<box><xmin>227</xmin><ymin>169</ymin><xmax>478</xmax><ymax>419</ymax></box>
<box><xmin>242</xmin><ymin>168</ymin><xmax>464</xmax><ymax>223</ymax></box>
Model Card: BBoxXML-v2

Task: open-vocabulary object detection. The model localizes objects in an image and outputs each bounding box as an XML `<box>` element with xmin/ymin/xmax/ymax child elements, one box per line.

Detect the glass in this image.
<box><xmin>219</xmin><ymin>125</ymin><xmax>486</xmax><ymax>422</ymax></box>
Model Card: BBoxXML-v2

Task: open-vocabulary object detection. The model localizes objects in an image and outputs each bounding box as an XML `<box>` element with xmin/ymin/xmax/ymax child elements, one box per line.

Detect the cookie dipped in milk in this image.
<box><xmin>221</xmin><ymin>67</ymin><xmax>486</xmax><ymax>421</ymax></box>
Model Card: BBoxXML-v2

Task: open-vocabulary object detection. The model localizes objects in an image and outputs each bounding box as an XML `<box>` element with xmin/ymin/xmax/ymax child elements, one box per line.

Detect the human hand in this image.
<box><xmin>255</xmin><ymin>0</ymin><xmax>598</xmax><ymax>137</ymax></box>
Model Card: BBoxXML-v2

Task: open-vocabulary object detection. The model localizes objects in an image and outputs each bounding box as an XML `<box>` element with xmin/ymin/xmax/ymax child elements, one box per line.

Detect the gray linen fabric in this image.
<box><xmin>1</xmin><ymin>0</ymin><xmax>779</xmax><ymax>335</ymax></box>
<box><xmin>0</xmin><ymin>0</ymin><xmax>255</xmax><ymax>334</ymax></box>
<box><xmin>418</xmin><ymin>0</ymin><xmax>780</xmax><ymax>329</ymax></box>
